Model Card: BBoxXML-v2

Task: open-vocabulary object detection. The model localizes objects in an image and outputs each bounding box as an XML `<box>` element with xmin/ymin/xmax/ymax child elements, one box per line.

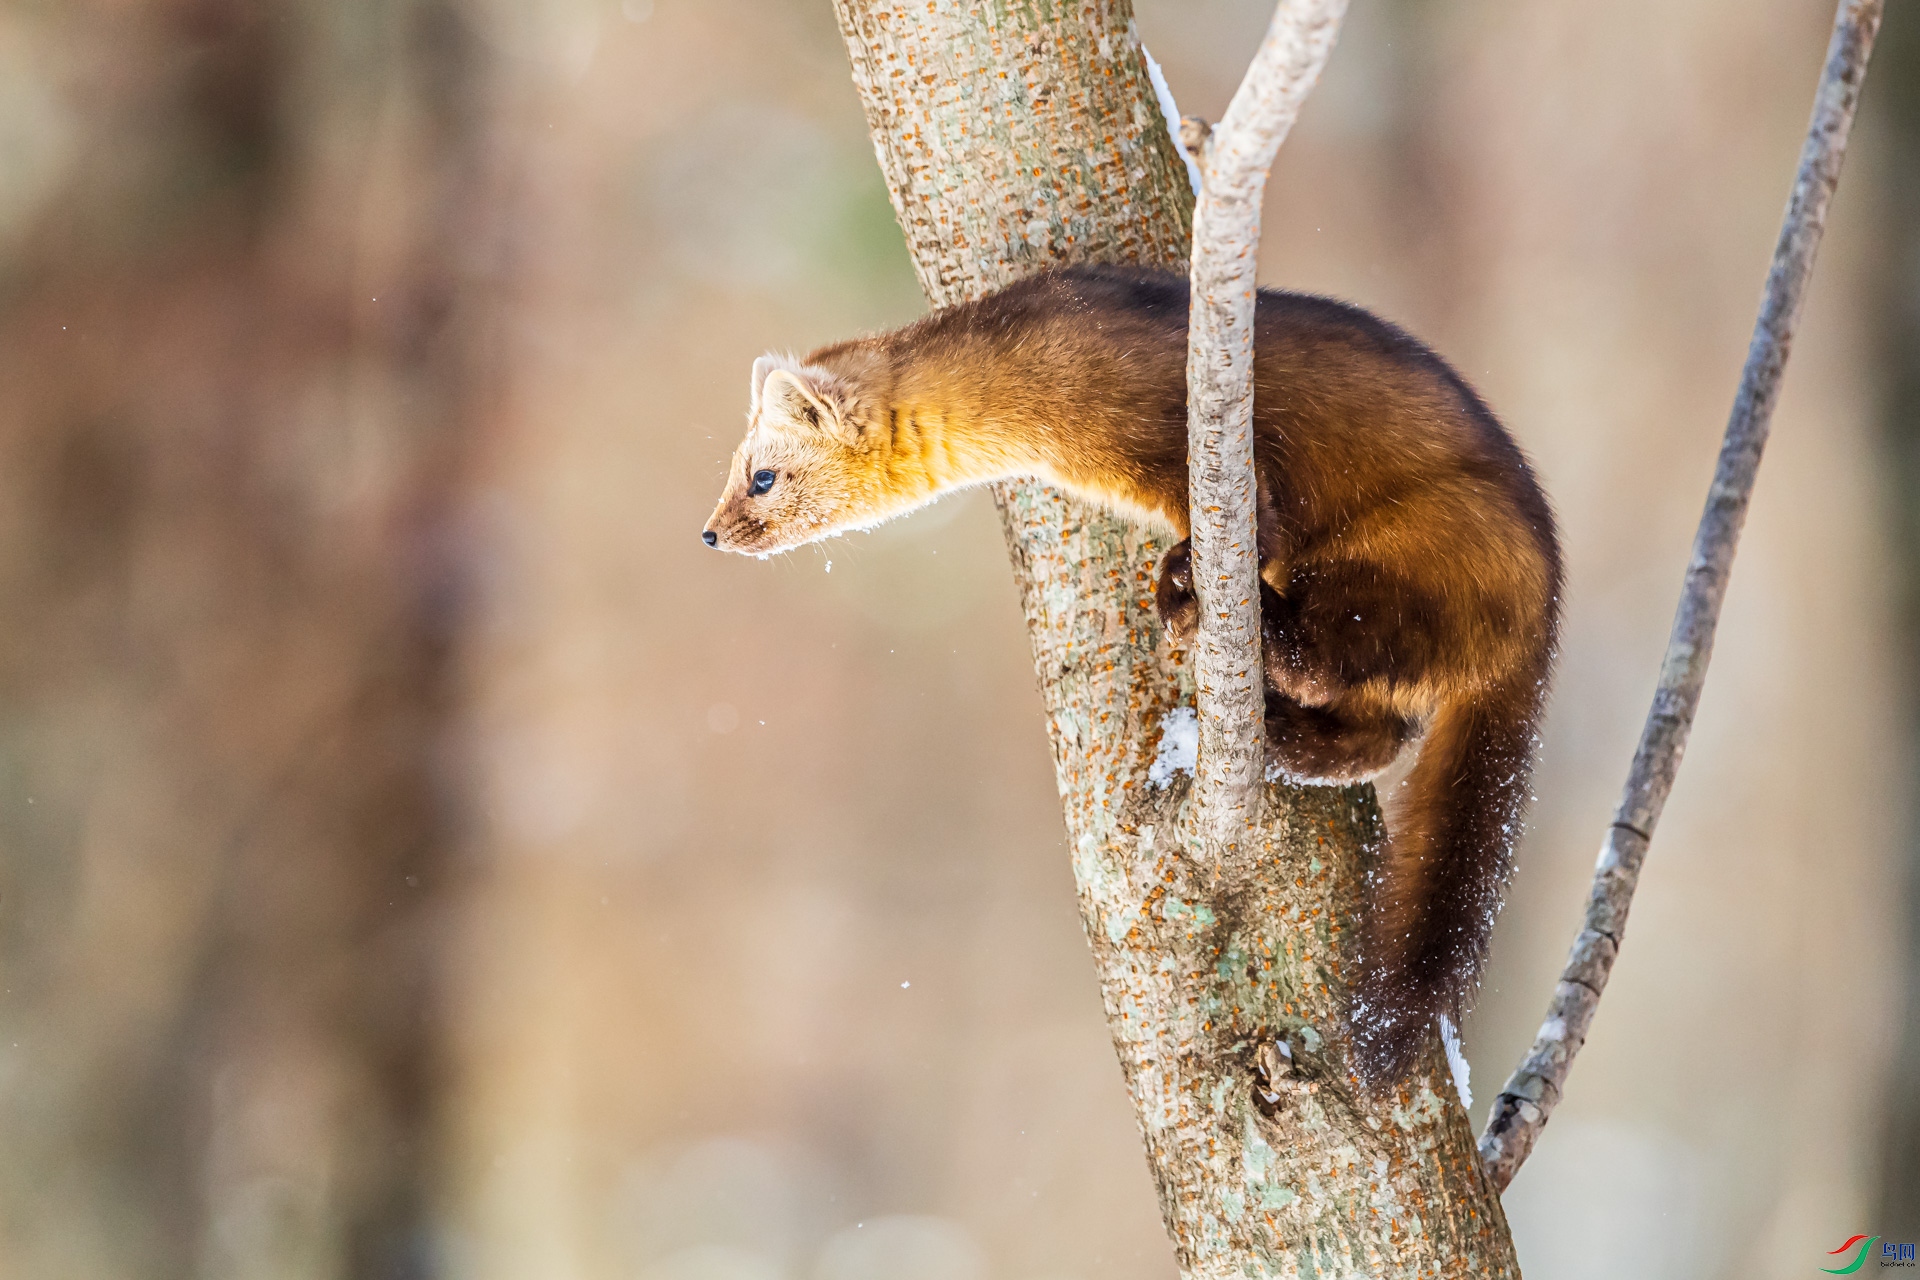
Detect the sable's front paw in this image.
<box><xmin>1155</xmin><ymin>540</ymin><xmax>1198</xmax><ymax>643</ymax></box>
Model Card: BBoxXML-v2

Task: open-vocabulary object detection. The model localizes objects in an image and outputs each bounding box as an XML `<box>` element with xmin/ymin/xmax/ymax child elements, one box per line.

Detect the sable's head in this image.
<box><xmin>703</xmin><ymin>353</ymin><xmax>900</xmax><ymax>556</ymax></box>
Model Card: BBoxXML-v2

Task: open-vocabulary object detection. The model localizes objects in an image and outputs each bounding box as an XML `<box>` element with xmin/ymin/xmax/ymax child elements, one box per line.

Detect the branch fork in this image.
<box><xmin>835</xmin><ymin>4</ymin><xmax>1519</xmax><ymax>1273</ymax></box>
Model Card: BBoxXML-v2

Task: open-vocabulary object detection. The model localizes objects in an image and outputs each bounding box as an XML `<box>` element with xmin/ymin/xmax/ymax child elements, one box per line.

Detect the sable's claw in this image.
<box><xmin>1155</xmin><ymin>540</ymin><xmax>1198</xmax><ymax>643</ymax></box>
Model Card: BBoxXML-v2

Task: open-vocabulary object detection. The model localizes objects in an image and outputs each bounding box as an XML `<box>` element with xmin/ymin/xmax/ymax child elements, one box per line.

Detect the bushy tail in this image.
<box><xmin>1350</xmin><ymin>675</ymin><xmax>1544</xmax><ymax>1086</ymax></box>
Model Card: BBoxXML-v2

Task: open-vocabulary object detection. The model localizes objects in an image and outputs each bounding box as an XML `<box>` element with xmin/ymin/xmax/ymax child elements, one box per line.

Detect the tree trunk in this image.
<box><xmin>830</xmin><ymin>4</ymin><xmax>1519</xmax><ymax>1275</ymax></box>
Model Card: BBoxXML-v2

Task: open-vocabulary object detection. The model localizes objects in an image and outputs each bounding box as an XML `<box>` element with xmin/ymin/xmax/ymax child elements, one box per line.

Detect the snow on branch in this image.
<box><xmin>1477</xmin><ymin>0</ymin><xmax>1885</xmax><ymax>1193</ymax></box>
<box><xmin>1183</xmin><ymin>0</ymin><xmax>1348</xmax><ymax>855</ymax></box>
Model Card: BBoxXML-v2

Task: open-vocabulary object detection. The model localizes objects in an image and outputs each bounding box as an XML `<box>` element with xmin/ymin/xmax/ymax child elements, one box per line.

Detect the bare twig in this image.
<box><xmin>1478</xmin><ymin>0</ymin><xmax>1885</xmax><ymax>1193</ymax></box>
<box><xmin>1185</xmin><ymin>0</ymin><xmax>1348</xmax><ymax>855</ymax></box>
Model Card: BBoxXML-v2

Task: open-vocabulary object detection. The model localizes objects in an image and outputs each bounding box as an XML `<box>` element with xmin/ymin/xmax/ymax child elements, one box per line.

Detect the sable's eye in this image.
<box><xmin>751</xmin><ymin>469</ymin><xmax>777</xmax><ymax>496</ymax></box>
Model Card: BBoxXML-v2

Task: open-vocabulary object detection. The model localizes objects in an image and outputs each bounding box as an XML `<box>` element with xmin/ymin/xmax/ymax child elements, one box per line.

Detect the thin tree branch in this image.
<box><xmin>1185</xmin><ymin>0</ymin><xmax>1348</xmax><ymax>855</ymax></box>
<box><xmin>1478</xmin><ymin>0</ymin><xmax>1885</xmax><ymax>1193</ymax></box>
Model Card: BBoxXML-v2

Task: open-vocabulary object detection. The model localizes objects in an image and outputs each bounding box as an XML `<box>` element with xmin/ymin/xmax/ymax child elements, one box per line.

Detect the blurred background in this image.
<box><xmin>0</xmin><ymin>0</ymin><xmax>1915</xmax><ymax>1277</ymax></box>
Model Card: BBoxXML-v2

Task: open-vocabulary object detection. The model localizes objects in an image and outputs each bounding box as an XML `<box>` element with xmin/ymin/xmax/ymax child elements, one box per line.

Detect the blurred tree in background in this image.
<box><xmin>1872</xmin><ymin>1</ymin><xmax>1920</xmax><ymax>1242</ymax></box>
<box><xmin>0</xmin><ymin>0</ymin><xmax>496</xmax><ymax>1274</ymax></box>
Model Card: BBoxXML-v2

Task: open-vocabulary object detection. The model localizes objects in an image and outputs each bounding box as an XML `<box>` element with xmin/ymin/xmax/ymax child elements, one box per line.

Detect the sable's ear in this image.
<box><xmin>760</xmin><ymin>368</ymin><xmax>860</xmax><ymax>445</ymax></box>
<box><xmin>749</xmin><ymin>354</ymin><xmax>797</xmax><ymax>415</ymax></box>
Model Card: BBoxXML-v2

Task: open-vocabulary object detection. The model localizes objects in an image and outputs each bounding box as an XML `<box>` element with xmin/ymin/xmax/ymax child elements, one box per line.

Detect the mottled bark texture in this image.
<box><xmin>1184</xmin><ymin>0</ymin><xmax>1348</xmax><ymax>855</ymax></box>
<box><xmin>1478</xmin><ymin>0</ymin><xmax>1884</xmax><ymax>1194</ymax></box>
<box><xmin>831</xmin><ymin>4</ymin><xmax>1517</xmax><ymax>1275</ymax></box>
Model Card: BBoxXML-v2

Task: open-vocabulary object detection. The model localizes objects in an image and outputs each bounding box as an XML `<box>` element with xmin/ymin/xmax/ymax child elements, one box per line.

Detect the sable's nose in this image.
<box><xmin>702</xmin><ymin>529</ymin><xmax>718</xmax><ymax>547</ymax></box>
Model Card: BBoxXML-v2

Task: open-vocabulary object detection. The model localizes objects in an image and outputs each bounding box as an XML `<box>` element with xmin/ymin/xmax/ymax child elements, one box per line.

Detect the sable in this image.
<box><xmin>704</xmin><ymin>264</ymin><xmax>1561</xmax><ymax>1084</ymax></box>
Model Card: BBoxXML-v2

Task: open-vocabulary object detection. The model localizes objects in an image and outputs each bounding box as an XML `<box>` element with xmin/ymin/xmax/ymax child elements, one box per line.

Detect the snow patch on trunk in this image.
<box><xmin>1438</xmin><ymin>1014</ymin><xmax>1472</xmax><ymax>1110</ymax></box>
<box><xmin>1141</xmin><ymin>43</ymin><xmax>1203</xmax><ymax>197</ymax></box>
<box><xmin>1148</xmin><ymin>706</ymin><xmax>1199</xmax><ymax>787</ymax></box>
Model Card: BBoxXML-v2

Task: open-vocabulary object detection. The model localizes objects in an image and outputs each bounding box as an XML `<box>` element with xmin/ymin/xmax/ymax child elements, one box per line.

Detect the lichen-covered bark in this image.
<box><xmin>831</xmin><ymin>3</ymin><xmax>1518</xmax><ymax>1275</ymax></box>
